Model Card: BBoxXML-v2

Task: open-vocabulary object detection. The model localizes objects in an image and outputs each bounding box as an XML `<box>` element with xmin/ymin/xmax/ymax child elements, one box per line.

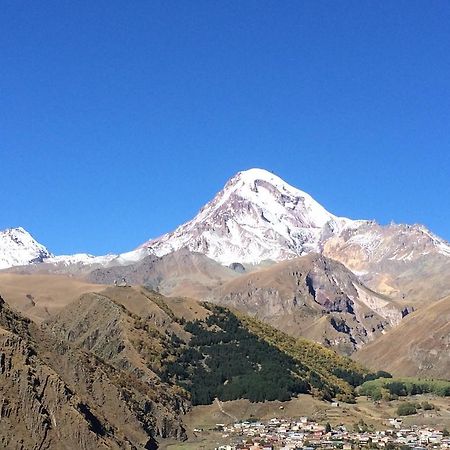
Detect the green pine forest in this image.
<box><xmin>161</xmin><ymin>304</ymin><xmax>389</xmax><ymax>405</ymax></box>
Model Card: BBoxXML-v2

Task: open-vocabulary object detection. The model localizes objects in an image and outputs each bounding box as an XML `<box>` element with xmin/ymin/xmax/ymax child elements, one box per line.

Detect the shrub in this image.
<box><xmin>397</xmin><ymin>402</ymin><xmax>416</xmax><ymax>416</ymax></box>
<box><xmin>421</xmin><ymin>401</ymin><xmax>434</xmax><ymax>410</ymax></box>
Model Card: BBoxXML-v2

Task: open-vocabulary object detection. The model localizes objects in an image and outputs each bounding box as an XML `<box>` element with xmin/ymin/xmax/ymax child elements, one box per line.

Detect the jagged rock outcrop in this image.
<box><xmin>0</xmin><ymin>332</ymin><xmax>112</xmax><ymax>450</ymax></box>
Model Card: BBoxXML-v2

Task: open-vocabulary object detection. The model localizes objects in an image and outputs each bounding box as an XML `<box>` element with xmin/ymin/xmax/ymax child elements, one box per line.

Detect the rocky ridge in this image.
<box><xmin>206</xmin><ymin>254</ymin><xmax>407</xmax><ymax>355</ymax></box>
<box><xmin>0</xmin><ymin>290</ymin><xmax>189</xmax><ymax>449</ymax></box>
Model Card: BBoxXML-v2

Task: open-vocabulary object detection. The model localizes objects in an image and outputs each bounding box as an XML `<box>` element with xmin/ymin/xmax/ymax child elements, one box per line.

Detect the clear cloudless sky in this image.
<box><xmin>1</xmin><ymin>1</ymin><xmax>449</xmax><ymax>254</ymax></box>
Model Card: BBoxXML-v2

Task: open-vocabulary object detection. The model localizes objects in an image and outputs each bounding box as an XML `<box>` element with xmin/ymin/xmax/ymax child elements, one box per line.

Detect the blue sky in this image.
<box><xmin>1</xmin><ymin>1</ymin><xmax>449</xmax><ymax>254</ymax></box>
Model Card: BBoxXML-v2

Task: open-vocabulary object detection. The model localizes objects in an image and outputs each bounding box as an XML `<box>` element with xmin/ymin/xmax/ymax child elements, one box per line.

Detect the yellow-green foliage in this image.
<box><xmin>359</xmin><ymin>377</ymin><xmax>450</xmax><ymax>399</ymax></box>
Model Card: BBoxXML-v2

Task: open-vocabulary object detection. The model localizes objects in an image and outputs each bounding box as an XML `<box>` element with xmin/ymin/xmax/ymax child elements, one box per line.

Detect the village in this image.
<box><xmin>212</xmin><ymin>416</ymin><xmax>450</xmax><ymax>450</ymax></box>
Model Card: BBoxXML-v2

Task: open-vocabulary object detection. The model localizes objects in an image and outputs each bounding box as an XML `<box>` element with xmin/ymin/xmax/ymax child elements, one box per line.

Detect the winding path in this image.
<box><xmin>215</xmin><ymin>398</ymin><xmax>238</xmax><ymax>422</ymax></box>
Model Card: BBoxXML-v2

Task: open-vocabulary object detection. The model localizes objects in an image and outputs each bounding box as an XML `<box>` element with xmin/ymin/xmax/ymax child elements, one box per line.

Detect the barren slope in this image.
<box><xmin>0</xmin><ymin>293</ymin><xmax>188</xmax><ymax>449</ymax></box>
<box><xmin>0</xmin><ymin>273</ymin><xmax>107</xmax><ymax>322</ymax></box>
<box><xmin>354</xmin><ymin>295</ymin><xmax>450</xmax><ymax>379</ymax></box>
<box><xmin>86</xmin><ymin>248</ymin><xmax>238</xmax><ymax>297</ymax></box>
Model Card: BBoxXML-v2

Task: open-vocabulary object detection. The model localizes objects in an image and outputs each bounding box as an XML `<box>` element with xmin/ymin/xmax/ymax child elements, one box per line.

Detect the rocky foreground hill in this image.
<box><xmin>0</xmin><ymin>285</ymin><xmax>389</xmax><ymax>449</ymax></box>
<box><xmin>0</xmin><ymin>290</ymin><xmax>188</xmax><ymax>449</ymax></box>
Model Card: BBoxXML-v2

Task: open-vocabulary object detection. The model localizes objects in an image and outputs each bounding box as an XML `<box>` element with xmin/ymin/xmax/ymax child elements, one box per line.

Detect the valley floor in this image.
<box><xmin>160</xmin><ymin>394</ymin><xmax>450</xmax><ymax>449</ymax></box>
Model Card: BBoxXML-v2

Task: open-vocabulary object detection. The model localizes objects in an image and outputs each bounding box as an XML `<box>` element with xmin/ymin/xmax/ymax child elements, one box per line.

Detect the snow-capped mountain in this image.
<box><xmin>0</xmin><ymin>228</ymin><xmax>154</xmax><ymax>271</ymax></box>
<box><xmin>142</xmin><ymin>168</ymin><xmax>362</xmax><ymax>264</ymax></box>
<box><xmin>142</xmin><ymin>168</ymin><xmax>450</xmax><ymax>267</ymax></box>
<box><xmin>0</xmin><ymin>227</ymin><xmax>52</xmax><ymax>269</ymax></box>
<box><xmin>3</xmin><ymin>168</ymin><xmax>450</xmax><ymax>276</ymax></box>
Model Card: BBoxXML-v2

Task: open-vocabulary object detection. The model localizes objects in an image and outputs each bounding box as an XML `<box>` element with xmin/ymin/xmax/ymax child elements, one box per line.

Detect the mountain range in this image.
<box><xmin>2</xmin><ymin>168</ymin><xmax>450</xmax><ymax>356</ymax></box>
<box><xmin>3</xmin><ymin>168</ymin><xmax>449</xmax><ymax>270</ymax></box>
<box><xmin>1</xmin><ymin>167</ymin><xmax>450</xmax><ymax>448</ymax></box>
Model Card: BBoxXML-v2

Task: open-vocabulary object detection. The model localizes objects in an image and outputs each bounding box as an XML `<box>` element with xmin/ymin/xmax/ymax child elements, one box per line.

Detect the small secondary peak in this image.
<box><xmin>0</xmin><ymin>226</ymin><xmax>52</xmax><ymax>269</ymax></box>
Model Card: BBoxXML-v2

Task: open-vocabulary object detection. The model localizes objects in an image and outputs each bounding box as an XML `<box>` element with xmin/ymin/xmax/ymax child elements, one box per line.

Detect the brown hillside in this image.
<box><xmin>206</xmin><ymin>253</ymin><xmax>405</xmax><ymax>355</ymax></box>
<box><xmin>86</xmin><ymin>249</ymin><xmax>238</xmax><ymax>298</ymax></box>
<box><xmin>0</xmin><ymin>292</ymin><xmax>188</xmax><ymax>449</ymax></box>
<box><xmin>354</xmin><ymin>295</ymin><xmax>450</xmax><ymax>379</ymax></box>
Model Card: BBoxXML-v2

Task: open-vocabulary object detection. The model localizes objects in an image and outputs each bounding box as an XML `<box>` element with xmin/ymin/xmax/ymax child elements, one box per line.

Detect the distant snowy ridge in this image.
<box><xmin>0</xmin><ymin>228</ymin><xmax>154</xmax><ymax>270</ymax></box>
<box><xmin>46</xmin><ymin>253</ymin><xmax>117</xmax><ymax>266</ymax></box>
<box><xmin>41</xmin><ymin>247</ymin><xmax>154</xmax><ymax>268</ymax></box>
<box><xmin>2</xmin><ymin>168</ymin><xmax>450</xmax><ymax>270</ymax></box>
<box><xmin>0</xmin><ymin>227</ymin><xmax>53</xmax><ymax>269</ymax></box>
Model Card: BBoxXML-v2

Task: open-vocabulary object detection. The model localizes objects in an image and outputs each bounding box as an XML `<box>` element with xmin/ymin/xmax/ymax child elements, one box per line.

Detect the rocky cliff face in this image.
<box><xmin>206</xmin><ymin>254</ymin><xmax>404</xmax><ymax>355</ymax></box>
<box><xmin>0</xmin><ymin>296</ymin><xmax>118</xmax><ymax>449</ymax></box>
<box><xmin>0</xmin><ymin>293</ymin><xmax>188</xmax><ymax>449</ymax></box>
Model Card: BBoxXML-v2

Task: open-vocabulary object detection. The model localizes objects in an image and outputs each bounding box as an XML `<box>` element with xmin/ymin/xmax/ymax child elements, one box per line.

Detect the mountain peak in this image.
<box><xmin>226</xmin><ymin>168</ymin><xmax>304</xmax><ymax>195</ymax></box>
<box><xmin>223</xmin><ymin>168</ymin><xmax>341</xmax><ymax>228</ymax></box>
<box><xmin>143</xmin><ymin>169</ymin><xmax>358</xmax><ymax>264</ymax></box>
<box><xmin>228</xmin><ymin>168</ymin><xmax>285</xmax><ymax>185</ymax></box>
<box><xmin>0</xmin><ymin>227</ymin><xmax>52</xmax><ymax>269</ymax></box>
<box><xmin>4</xmin><ymin>226</ymin><xmax>27</xmax><ymax>235</ymax></box>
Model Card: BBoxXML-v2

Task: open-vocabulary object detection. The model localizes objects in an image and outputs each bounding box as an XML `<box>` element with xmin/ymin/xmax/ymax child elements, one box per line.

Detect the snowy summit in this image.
<box><xmin>141</xmin><ymin>168</ymin><xmax>360</xmax><ymax>265</ymax></box>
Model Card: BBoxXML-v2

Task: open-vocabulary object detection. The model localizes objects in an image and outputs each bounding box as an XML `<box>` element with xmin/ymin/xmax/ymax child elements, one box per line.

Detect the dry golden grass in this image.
<box><xmin>0</xmin><ymin>273</ymin><xmax>107</xmax><ymax>322</ymax></box>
